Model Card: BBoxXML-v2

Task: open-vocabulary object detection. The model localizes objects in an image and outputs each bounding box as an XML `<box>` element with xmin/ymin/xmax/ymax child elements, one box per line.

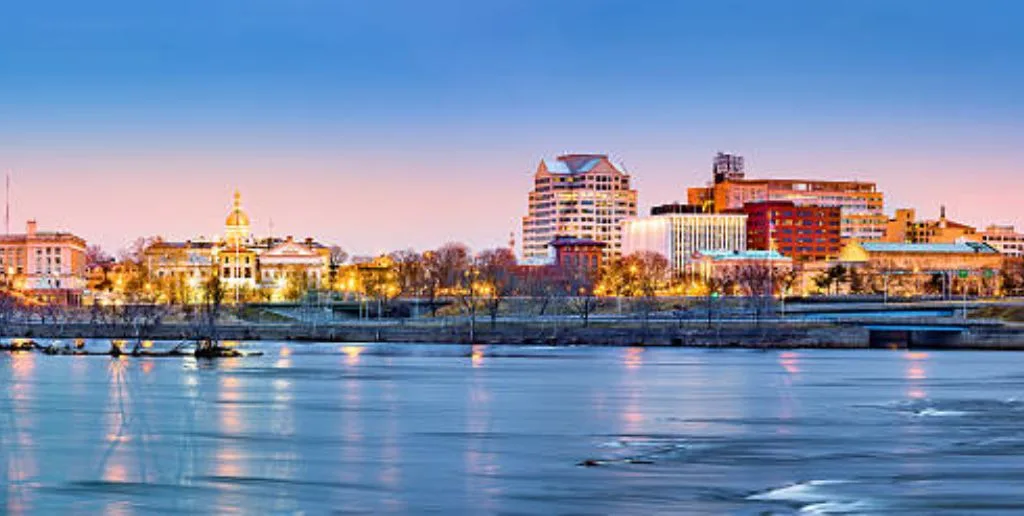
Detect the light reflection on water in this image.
<box><xmin>0</xmin><ymin>342</ymin><xmax>1022</xmax><ymax>513</ymax></box>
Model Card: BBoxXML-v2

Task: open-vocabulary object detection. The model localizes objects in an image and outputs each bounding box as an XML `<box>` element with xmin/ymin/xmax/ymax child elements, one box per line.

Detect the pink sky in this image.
<box><xmin>6</xmin><ymin>132</ymin><xmax>1023</xmax><ymax>256</ymax></box>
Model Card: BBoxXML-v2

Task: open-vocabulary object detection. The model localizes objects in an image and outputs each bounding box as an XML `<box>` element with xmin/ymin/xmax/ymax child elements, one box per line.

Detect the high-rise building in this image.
<box><xmin>521</xmin><ymin>154</ymin><xmax>638</xmax><ymax>263</ymax></box>
<box><xmin>622</xmin><ymin>213</ymin><xmax>748</xmax><ymax>272</ymax></box>
<box><xmin>712</xmin><ymin>152</ymin><xmax>745</xmax><ymax>184</ymax></box>
<box><xmin>743</xmin><ymin>201</ymin><xmax>842</xmax><ymax>262</ymax></box>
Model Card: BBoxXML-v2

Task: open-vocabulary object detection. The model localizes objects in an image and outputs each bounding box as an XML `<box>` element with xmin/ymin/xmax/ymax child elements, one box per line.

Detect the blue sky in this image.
<box><xmin>1</xmin><ymin>0</ymin><xmax>1022</xmax><ymax>253</ymax></box>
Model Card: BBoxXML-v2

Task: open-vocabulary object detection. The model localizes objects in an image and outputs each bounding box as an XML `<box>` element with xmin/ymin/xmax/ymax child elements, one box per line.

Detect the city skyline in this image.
<box><xmin>3</xmin><ymin>0</ymin><xmax>1023</xmax><ymax>254</ymax></box>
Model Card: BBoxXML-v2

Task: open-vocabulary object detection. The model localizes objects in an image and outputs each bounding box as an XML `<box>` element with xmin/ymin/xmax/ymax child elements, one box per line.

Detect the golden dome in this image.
<box><xmin>226</xmin><ymin>190</ymin><xmax>250</xmax><ymax>227</ymax></box>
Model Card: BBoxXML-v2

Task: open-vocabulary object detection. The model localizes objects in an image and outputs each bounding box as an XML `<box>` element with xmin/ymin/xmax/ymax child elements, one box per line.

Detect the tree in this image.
<box><xmin>327</xmin><ymin>245</ymin><xmax>348</xmax><ymax>290</ymax></box>
<box><xmin>731</xmin><ymin>262</ymin><xmax>777</xmax><ymax>325</ymax></box>
<box><xmin>86</xmin><ymin>245</ymin><xmax>113</xmax><ymax>268</ymax></box>
<box><xmin>814</xmin><ymin>264</ymin><xmax>848</xmax><ymax>296</ymax></box>
<box><xmin>193</xmin><ymin>275</ymin><xmax>226</xmax><ymax>356</ymax></box>
<box><xmin>701</xmin><ymin>273</ymin><xmax>731</xmax><ymax>330</ymax></box>
<box><xmin>423</xmin><ymin>243</ymin><xmax>471</xmax><ymax>317</ymax></box>
<box><xmin>520</xmin><ymin>268</ymin><xmax>560</xmax><ymax>316</ymax></box>
<box><xmin>0</xmin><ymin>290</ymin><xmax>19</xmax><ymax>337</ymax></box>
<box><xmin>621</xmin><ymin>251</ymin><xmax>670</xmax><ymax>322</ymax></box>
<box><xmin>847</xmin><ymin>266</ymin><xmax>867</xmax><ymax>295</ymax></box>
<box><xmin>474</xmin><ymin>248</ymin><xmax>518</xmax><ymax>328</ymax></box>
<box><xmin>389</xmin><ymin>249</ymin><xmax>426</xmax><ymax>299</ymax></box>
<box><xmin>1001</xmin><ymin>258</ymin><xmax>1024</xmax><ymax>296</ymax></box>
<box><xmin>567</xmin><ymin>267</ymin><xmax>600</xmax><ymax>327</ymax></box>
<box><xmin>358</xmin><ymin>257</ymin><xmax>399</xmax><ymax>318</ymax></box>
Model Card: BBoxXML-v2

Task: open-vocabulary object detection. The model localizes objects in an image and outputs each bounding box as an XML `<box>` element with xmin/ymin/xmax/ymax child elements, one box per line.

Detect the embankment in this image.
<box><xmin>6</xmin><ymin>319</ymin><xmax>1024</xmax><ymax>349</ymax></box>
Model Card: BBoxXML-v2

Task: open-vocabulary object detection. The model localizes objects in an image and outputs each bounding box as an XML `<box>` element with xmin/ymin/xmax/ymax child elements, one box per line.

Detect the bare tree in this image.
<box><xmin>86</xmin><ymin>244</ymin><xmax>113</xmax><ymax>268</ymax></box>
<box><xmin>521</xmin><ymin>268</ymin><xmax>559</xmax><ymax>316</ymax></box>
<box><xmin>566</xmin><ymin>267</ymin><xmax>600</xmax><ymax>327</ymax></box>
<box><xmin>327</xmin><ymin>245</ymin><xmax>348</xmax><ymax>290</ymax></box>
<box><xmin>0</xmin><ymin>290</ymin><xmax>19</xmax><ymax>338</ymax></box>
<box><xmin>423</xmin><ymin>243</ymin><xmax>470</xmax><ymax>317</ymax></box>
<box><xmin>733</xmin><ymin>262</ymin><xmax>777</xmax><ymax>326</ymax></box>
<box><xmin>389</xmin><ymin>249</ymin><xmax>426</xmax><ymax>300</ymax></box>
<box><xmin>474</xmin><ymin>248</ymin><xmax>518</xmax><ymax>328</ymax></box>
<box><xmin>116</xmin><ymin>303</ymin><xmax>169</xmax><ymax>354</ymax></box>
<box><xmin>194</xmin><ymin>275</ymin><xmax>227</xmax><ymax>357</ymax></box>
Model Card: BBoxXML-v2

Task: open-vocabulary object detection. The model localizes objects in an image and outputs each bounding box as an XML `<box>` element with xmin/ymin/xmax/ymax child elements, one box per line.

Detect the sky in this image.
<box><xmin>1</xmin><ymin>0</ymin><xmax>1023</xmax><ymax>255</ymax></box>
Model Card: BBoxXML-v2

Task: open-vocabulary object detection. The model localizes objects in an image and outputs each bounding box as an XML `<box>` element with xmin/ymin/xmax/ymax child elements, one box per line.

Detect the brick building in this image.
<box><xmin>743</xmin><ymin>201</ymin><xmax>842</xmax><ymax>262</ymax></box>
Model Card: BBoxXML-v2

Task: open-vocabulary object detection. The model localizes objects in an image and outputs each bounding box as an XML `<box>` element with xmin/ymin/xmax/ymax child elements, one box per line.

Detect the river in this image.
<box><xmin>1</xmin><ymin>341</ymin><xmax>1023</xmax><ymax>514</ymax></box>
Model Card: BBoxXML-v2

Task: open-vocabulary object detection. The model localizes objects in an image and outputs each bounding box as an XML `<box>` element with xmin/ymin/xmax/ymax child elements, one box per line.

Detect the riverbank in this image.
<box><xmin>5</xmin><ymin>318</ymin><xmax>1024</xmax><ymax>349</ymax></box>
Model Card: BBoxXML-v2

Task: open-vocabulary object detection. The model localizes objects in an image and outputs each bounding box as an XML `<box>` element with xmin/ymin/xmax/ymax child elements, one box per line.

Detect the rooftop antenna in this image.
<box><xmin>5</xmin><ymin>172</ymin><xmax>10</xmax><ymax>235</ymax></box>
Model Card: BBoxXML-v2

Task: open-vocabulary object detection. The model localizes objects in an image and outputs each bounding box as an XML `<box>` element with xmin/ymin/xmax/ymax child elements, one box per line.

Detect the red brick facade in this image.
<box><xmin>743</xmin><ymin>201</ymin><xmax>841</xmax><ymax>262</ymax></box>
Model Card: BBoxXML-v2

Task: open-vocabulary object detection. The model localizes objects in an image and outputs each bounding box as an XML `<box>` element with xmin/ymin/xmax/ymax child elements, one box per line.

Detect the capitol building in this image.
<box><xmin>143</xmin><ymin>191</ymin><xmax>333</xmax><ymax>302</ymax></box>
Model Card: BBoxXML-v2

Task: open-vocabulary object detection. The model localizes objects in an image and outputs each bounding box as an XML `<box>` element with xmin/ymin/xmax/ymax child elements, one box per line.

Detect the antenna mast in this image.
<box><xmin>5</xmin><ymin>172</ymin><xmax>9</xmax><ymax>235</ymax></box>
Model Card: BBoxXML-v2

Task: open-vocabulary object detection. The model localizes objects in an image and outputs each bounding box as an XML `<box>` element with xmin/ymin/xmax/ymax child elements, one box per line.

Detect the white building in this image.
<box><xmin>622</xmin><ymin>213</ymin><xmax>748</xmax><ymax>272</ymax></box>
<box><xmin>521</xmin><ymin>154</ymin><xmax>638</xmax><ymax>262</ymax></box>
<box><xmin>980</xmin><ymin>225</ymin><xmax>1024</xmax><ymax>257</ymax></box>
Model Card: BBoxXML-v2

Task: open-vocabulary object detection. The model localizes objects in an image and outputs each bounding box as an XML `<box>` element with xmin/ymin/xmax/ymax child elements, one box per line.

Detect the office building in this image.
<box><xmin>521</xmin><ymin>154</ymin><xmax>637</xmax><ymax>263</ymax></box>
<box><xmin>743</xmin><ymin>201</ymin><xmax>842</xmax><ymax>262</ymax></box>
<box><xmin>622</xmin><ymin>213</ymin><xmax>747</xmax><ymax>272</ymax></box>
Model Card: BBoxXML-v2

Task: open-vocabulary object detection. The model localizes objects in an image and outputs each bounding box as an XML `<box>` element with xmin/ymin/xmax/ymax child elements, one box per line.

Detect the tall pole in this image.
<box><xmin>962</xmin><ymin>274</ymin><xmax>969</xmax><ymax>319</ymax></box>
<box><xmin>5</xmin><ymin>172</ymin><xmax>9</xmax><ymax>236</ymax></box>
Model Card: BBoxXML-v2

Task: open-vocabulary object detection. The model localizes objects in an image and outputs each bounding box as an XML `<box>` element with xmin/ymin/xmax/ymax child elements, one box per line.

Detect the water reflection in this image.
<box><xmin>342</xmin><ymin>345</ymin><xmax>364</xmax><ymax>366</ymax></box>
<box><xmin>904</xmin><ymin>352</ymin><xmax>929</xmax><ymax>399</ymax></box>
<box><xmin>465</xmin><ymin>362</ymin><xmax>499</xmax><ymax>512</ymax></box>
<box><xmin>6</xmin><ymin>352</ymin><xmax>38</xmax><ymax>515</ymax></box>
<box><xmin>623</xmin><ymin>346</ymin><xmax>644</xmax><ymax>370</ymax></box>
<box><xmin>778</xmin><ymin>351</ymin><xmax>801</xmax><ymax>376</ymax></box>
<box><xmin>470</xmin><ymin>345</ymin><xmax>486</xmax><ymax>368</ymax></box>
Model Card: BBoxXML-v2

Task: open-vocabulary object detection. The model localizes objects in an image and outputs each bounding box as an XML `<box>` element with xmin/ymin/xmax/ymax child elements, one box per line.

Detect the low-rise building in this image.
<box><xmin>622</xmin><ymin>213</ymin><xmax>747</xmax><ymax>272</ymax></box>
<box><xmin>0</xmin><ymin>220</ymin><xmax>88</xmax><ymax>304</ymax></box>
<box><xmin>884</xmin><ymin>207</ymin><xmax>978</xmax><ymax>244</ymax></box>
<box><xmin>142</xmin><ymin>192</ymin><xmax>333</xmax><ymax>303</ymax></box>
<box><xmin>550</xmin><ymin>236</ymin><xmax>605</xmax><ymax>279</ymax></box>
<box><xmin>978</xmin><ymin>225</ymin><xmax>1024</xmax><ymax>257</ymax></box>
<box><xmin>839</xmin><ymin>241</ymin><xmax>1002</xmax><ymax>272</ymax></box>
<box><xmin>688</xmin><ymin>249</ymin><xmax>793</xmax><ymax>284</ymax></box>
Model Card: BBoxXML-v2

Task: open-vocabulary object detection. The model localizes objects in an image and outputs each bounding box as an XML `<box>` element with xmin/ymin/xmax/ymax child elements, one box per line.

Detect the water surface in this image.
<box><xmin>1</xmin><ymin>342</ymin><xmax>1023</xmax><ymax>514</ymax></box>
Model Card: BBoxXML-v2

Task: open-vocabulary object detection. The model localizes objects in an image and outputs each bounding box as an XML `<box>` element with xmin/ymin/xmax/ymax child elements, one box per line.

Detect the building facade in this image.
<box><xmin>743</xmin><ymin>201</ymin><xmax>842</xmax><ymax>262</ymax></box>
<box><xmin>688</xmin><ymin>249</ymin><xmax>792</xmax><ymax>282</ymax></box>
<box><xmin>839</xmin><ymin>241</ymin><xmax>1003</xmax><ymax>272</ymax></box>
<box><xmin>687</xmin><ymin>155</ymin><xmax>885</xmax><ymax>243</ymax></box>
<box><xmin>979</xmin><ymin>225</ymin><xmax>1024</xmax><ymax>257</ymax></box>
<box><xmin>0</xmin><ymin>220</ymin><xmax>88</xmax><ymax>304</ymax></box>
<box><xmin>550</xmin><ymin>236</ymin><xmax>606</xmax><ymax>279</ymax></box>
<box><xmin>622</xmin><ymin>213</ymin><xmax>747</xmax><ymax>272</ymax></box>
<box><xmin>143</xmin><ymin>192</ymin><xmax>331</xmax><ymax>302</ymax></box>
<box><xmin>522</xmin><ymin>154</ymin><xmax>638</xmax><ymax>263</ymax></box>
<box><xmin>884</xmin><ymin>207</ymin><xmax>978</xmax><ymax>244</ymax></box>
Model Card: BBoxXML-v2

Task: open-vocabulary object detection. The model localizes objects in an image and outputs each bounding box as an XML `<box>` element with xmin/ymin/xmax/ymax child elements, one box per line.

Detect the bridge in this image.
<box><xmin>861</xmin><ymin>322</ymin><xmax>972</xmax><ymax>349</ymax></box>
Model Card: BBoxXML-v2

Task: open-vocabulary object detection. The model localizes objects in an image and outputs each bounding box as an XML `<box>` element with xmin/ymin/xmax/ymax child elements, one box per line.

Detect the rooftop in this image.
<box><xmin>860</xmin><ymin>242</ymin><xmax>999</xmax><ymax>254</ymax></box>
<box><xmin>696</xmin><ymin>249</ymin><xmax>791</xmax><ymax>261</ymax></box>
<box><xmin>541</xmin><ymin>154</ymin><xmax>627</xmax><ymax>175</ymax></box>
<box><xmin>549</xmin><ymin>236</ymin><xmax>607</xmax><ymax>248</ymax></box>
